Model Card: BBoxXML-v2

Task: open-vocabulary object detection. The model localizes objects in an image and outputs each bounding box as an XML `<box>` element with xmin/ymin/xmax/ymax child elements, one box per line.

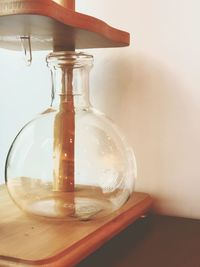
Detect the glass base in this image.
<box><xmin>6</xmin><ymin>177</ymin><xmax>122</xmax><ymax>220</ymax></box>
<box><xmin>26</xmin><ymin>196</ymin><xmax>110</xmax><ymax>220</ymax></box>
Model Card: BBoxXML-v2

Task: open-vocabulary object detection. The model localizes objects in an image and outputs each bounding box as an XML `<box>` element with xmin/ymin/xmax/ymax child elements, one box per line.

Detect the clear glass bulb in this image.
<box><xmin>5</xmin><ymin>52</ymin><xmax>137</xmax><ymax>220</ymax></box>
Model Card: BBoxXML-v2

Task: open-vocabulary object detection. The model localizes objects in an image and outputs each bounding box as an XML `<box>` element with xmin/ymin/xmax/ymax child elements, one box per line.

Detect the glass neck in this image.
<box><xmin>47</xmin><ymin>52</ymin><xmax>93</xmax><ymax>110</ymax></box>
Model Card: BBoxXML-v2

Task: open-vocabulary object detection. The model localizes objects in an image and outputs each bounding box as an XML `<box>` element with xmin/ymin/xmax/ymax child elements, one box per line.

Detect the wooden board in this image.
<box><xmin>0</xmin><ymin>0</ymin><xmax>130</xmax><ymax>51</ymax></box>
<box><xmin>0</xmin><ymin>185</ymin><xmax>152</xmax><ymax>267</ymax></box>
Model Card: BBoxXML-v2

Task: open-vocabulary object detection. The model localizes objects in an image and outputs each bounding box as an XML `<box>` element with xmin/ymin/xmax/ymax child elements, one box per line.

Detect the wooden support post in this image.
<box><xmin>53</xmin><ymin>0</ymin><xmax>75</xmax><ymax>10</ymax></box>
<box><xmin>53</xmin><ymin>68</ymin><xmax>75</xmax><ymax>192</ymax></box>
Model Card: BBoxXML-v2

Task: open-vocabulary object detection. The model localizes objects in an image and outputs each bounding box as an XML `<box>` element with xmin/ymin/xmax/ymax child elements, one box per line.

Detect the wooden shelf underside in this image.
<box><xmin>0</xmin><ymin>0</ymin><xmax>130</xmax><ymax>50</ymax></box>
<box><xmin>0</xmin><ymin>185</ymin><xmax>152</xmax><ymax>267</ymax></box>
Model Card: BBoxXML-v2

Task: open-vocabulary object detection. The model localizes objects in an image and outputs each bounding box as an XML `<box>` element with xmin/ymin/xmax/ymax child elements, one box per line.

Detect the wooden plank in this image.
<box><xmin>0</xmin><ymin>0</ymin><xmax>130</xmax><ymax>51</ymax></box>
<box><xmin>0</xmin><ymin>185</ymin><xmax>152</xmax><ymax>266</ymax></box>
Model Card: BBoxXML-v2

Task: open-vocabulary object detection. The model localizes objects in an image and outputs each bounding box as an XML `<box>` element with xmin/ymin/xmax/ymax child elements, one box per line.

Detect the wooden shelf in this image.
<box><xmin>0</xmin><ymin>185</ymin><xmax>152</xmax><ymax>267</ymax></box>
<box><xmin>0</xmin><ymin>0</ymin><xmax>130</xmax><ymax>51</ymax></box>
<box><xmin>77</xmin><ymin>215</ymin><xmax>200</xmax><ymax>267</ymax></box>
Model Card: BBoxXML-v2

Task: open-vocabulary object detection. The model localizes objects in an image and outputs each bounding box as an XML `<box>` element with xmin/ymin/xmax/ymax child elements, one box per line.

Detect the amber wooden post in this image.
<box><xmin>53</xmin><ymin>67</ymin><xmax>75</xmax><ymax>192</ymax></box>
<box><xmin>52</xmin><ymin>0</ymin><xmax>76</xmax><ymax>51</ymax></box>
<box><xmin>52</xmin><ymin>2</ymin><xmax>76</xmax><ymax>193</ymax></box>
<box><xmin>53</xmin><ymin>0</ymin><xmax>75</xmax><ymax>10</ymax></box>
<box><xmin>52</xmin><ymin>2</ymin><xmax>76</xmax><ymax>192</ymax></box>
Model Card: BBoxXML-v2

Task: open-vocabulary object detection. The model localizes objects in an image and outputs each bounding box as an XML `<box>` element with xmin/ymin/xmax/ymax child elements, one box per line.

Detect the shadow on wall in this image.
<box><xmin>91</xmin><ymin>49</ymin><xmax>200</xmax><ymax>218</ymax></box>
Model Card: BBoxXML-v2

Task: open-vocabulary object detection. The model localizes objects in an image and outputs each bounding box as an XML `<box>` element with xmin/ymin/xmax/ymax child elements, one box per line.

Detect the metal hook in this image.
<box><xmin>20</xmin><ymin>36</ymin><xmax>32</xmax><ymax>66</ymax></box>
<box><xmin>50</xmin><ymin>69</ymin><xmax>56</xmax><ymax>107</ymax></box>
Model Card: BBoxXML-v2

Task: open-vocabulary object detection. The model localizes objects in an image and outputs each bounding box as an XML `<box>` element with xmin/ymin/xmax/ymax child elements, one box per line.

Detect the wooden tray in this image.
<box><xmin>0</xmin><ymin>0</ymin><xmax>130</xmax><ymax>50</ymax></box>
<box><xmin>0</xmin><ymin>185</ymin><xmax>152</xmax><ymax>267</ymax></box>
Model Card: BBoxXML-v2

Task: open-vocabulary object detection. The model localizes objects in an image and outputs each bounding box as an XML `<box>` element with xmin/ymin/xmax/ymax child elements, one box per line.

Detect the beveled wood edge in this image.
<box><xmin>0</xmin><ymin>193</ymin><xmax>152</xmax><ymax>267</ymax></box>
<box><xmin>0</xmin><ymin>0</ymin><xmax>130</xmax><ymax>47</ymax></box>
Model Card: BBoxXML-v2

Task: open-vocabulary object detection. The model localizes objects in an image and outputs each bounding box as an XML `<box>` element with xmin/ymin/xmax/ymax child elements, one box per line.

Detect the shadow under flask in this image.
<box><xmin>5</xmin><ymin>52</ymin><xmax>137</xmax><ymax>220</ymax></box>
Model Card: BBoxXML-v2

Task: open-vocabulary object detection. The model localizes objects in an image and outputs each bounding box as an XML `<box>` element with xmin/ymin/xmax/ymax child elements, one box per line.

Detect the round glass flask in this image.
<box><xmin>5</xmin><ymin>52</ymin><xmax>137</xmax><ymax>220</ymax></box>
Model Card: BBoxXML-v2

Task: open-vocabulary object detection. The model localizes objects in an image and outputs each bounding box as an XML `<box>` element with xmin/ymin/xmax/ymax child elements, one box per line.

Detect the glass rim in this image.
<box><xmin>46</xmin><ymin>51</ymin><xmax>93</xmax><ymax>68</ymax></box>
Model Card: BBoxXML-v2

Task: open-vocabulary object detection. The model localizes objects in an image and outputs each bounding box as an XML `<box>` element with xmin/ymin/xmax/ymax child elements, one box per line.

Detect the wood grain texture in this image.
<box><xmin>0</xmin><ymin>185</ymin><xmax>152</xmax><ymax>267</ymax></box>
<box><xmin>0</xmin><ymin>0</ymin><xmax>130</xmax><ymax>51</ymax></box>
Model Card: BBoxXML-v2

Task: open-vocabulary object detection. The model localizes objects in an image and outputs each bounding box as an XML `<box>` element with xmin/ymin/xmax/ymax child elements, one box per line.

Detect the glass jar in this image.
<box><xmin>5</xmin><ymin>51</ymin><xmax>136</xmax><ymax>220</ymax></box>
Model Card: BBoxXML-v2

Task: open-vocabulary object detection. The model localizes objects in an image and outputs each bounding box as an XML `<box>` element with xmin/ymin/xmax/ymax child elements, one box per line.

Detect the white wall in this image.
<box><xmin>0</xmin><ymin>0</ymin><xmax>200</xmax><ymax>219</ymax></box>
